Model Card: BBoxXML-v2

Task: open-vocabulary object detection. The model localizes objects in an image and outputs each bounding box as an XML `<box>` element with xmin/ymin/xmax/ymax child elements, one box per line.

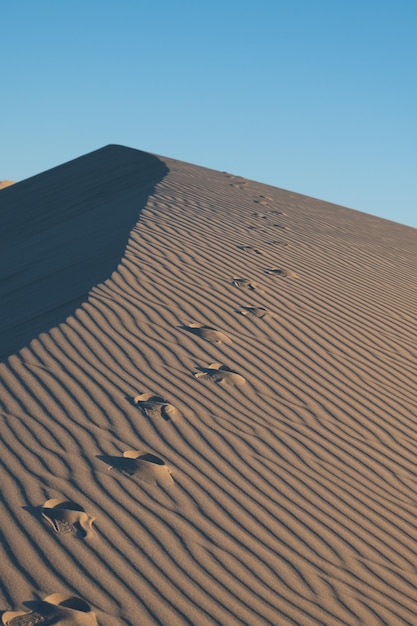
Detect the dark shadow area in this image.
<box><xmin>22</xmin><ymin>503</ymin><xmax>45</xmax><ymax>521</ymax></box>
<box><xmin>1</xmin><ymin>596</ymin><xmax>93</xmax><ymax>622</ymax></box>
<box><xmin>179</xmin><ymin>324</ymin><xmax>216</xmax><ymax>336</ymax></box>
<box><xmin>0</xmin><ymin>145</ymin><xmax>169</xmax><ymax>360</ymax></box>
<box><xmin>97</xmin><ymin>452</ymin><xmax>165</xmax><ymax>476</ymax></box>
<box><xmin>97</xmin><ymin>453</ymin><xmax>138</xmax><ymax>475</ymax></box>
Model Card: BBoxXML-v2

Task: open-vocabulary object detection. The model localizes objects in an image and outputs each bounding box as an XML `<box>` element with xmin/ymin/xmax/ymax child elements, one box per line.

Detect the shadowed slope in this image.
<box><xmin>0</xmin><ymin>145</ymin><xmax>168</xmax><ymax>359</ymax></box>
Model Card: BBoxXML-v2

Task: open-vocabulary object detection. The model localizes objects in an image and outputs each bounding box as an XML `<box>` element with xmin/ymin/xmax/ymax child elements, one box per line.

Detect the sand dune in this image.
<box><xmin>0</xmin><ymin>181</ymin><xmax>15</xmax><ymax>190</ymax></box>
<box><xmin>1</xmin><ymin>145</ymin><xmax>417</xmax><ymax>624</ymax></box>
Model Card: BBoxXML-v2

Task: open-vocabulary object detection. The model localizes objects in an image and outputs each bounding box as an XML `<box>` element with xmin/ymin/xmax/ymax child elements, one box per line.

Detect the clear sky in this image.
<box><xmin>2</xmin><ymin>1</ymin><xmax>416</xmax><ymax>228</ymax></box>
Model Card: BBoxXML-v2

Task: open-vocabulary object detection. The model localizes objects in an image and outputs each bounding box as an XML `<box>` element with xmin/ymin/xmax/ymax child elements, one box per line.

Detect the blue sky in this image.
<box><xmin>2</xmin><ymin>1</ymin><xmax>416</xmax><ymax>227</ymax></box>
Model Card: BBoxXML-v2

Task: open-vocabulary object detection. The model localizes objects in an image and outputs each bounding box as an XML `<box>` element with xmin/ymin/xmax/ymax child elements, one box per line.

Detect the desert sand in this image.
<box><xmin>1</xmin><ymin>145</ymin><xmax>417</xmax><ymax>625</ymax></box>
<box><xmin>0</xmin><ymin>181</ymin><xmax>14</xmax><ymax>190</ymax></box>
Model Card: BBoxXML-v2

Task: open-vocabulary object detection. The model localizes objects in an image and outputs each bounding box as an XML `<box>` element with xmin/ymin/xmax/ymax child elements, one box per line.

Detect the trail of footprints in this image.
<box><xmin>4</xmin><ymin>179</ymin><xmax>297</xmax><ymax>623</ymax></box>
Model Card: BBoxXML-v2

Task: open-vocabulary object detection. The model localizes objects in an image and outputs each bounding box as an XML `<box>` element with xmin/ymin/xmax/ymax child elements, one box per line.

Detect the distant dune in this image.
<box><xmin>0</xmin><ymin>180</ymin><xmax>15</xmax><ymax>189</ymax></box>
<box><xmin>0</xmin><ymin>145</ymin><xmax>416</xmax><ymax>625</ymax></box>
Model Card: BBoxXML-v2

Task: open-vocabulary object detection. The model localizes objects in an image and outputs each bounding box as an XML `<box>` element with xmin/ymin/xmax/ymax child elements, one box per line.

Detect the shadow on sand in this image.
<box><xmin>0</xmin><ymin>144</ymin><xmax>168</xmax><ymax>360</ymax></box>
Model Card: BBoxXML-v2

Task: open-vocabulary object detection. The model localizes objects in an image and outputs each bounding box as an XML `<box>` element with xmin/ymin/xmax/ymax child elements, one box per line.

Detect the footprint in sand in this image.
<box><xmin>246</xmin><ymin>225</ymin><xmax>266</xmax><ymax>232</ymax></box>
<box><xmin>238</xmin><ymin>306</ymin><xmax>271</xmax><ymax>319</ymax></box>
<box><xmin>232</xmin><ymin>278</ymin><xmax>261</xmax><ymax>292</ymax></box>
<box><xmin>41</xmin><ymin>499</ymin><xmax>95</xmax><ymax>539</ymax></box>
<box><xmin>265</xmin><ymin>268</ymin><xmax>298</xmax><ymax>278</ymax></box>
<box><xmin>253</xmin><ymin>194</ymin><xmax>273</xmax><ymax>205</ymax></box>
<box><xmin>252</xmin><ymin>212</ymin><xmax>269</xmax><ymax>219</ymax></box>
<box><xmin>237</xmin><ymin>245</ymin><xmax>263</xmax><ymax>255</ymax></box>
<box><xmin>2</xmin><ymin>593</ymin><xmax>97</xmax><ymax>625</ymax></box>
<box><xmin>181</xmin><ymin>323</ymin><xmax>231</xmax><ymax>344</ymax></box>
<box><xmin>133</xmin><ymin>393</ymin><xmax>179</xmax><ymax>421</ymax></box>
<box><xmin>105</xmin><ymin>451</ymin><xmax>173</xmax><ymax>486</ymax></box>
<box><xmin>228</xmin><ymin>177</ymin><xmax>247</xmax><ymax>188</ymax></box>
<box><xmin>194</xmin><ymin>363</ymin><xmax>246</xmax><ymax>386</ymax></box>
